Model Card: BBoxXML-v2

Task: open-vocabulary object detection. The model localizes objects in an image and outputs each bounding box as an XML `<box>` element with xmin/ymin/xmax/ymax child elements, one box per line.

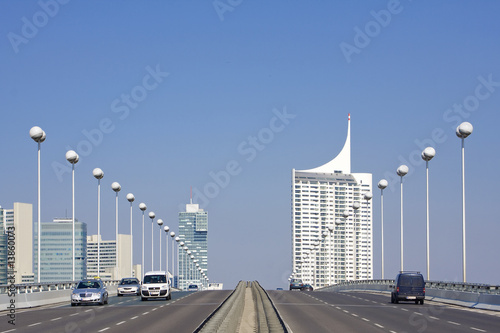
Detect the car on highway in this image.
<box><xmin>71</xmin><ymin>279</ymin><xmax>108</xmax><ymax>306</ymax></box>
<box><xmin>141</xmin><ymin>271</ymin><xmax>171</xmax><ymax>301</ymax></box>
<box><xmin>301</xmin><ymin>284</ymin><xmax>313</xmax><ymax>291</ymax></box>
<box><xmin>391</xmin><ymin>271</ymin><xmax>425</xmax><ymax>304</ymax></box>
<box><xmin>187</xmin><ymin>284</ymin><xmax>199</xmax><ymax>291</ymax></box>
<box><xmin>117</xmin><ymin>277</ymin><xmax>141</xmax><ymax>296</ymax></box>
<box><xmin>289</xmin><ymin>278</ymin><xmax>304</xmax><ymax>290</ymax></box>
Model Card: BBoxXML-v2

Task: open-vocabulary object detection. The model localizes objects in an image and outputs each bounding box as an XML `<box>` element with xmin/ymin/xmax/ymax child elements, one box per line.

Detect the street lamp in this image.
<box><xmin>149</xmin><ymin>212</ymin><xmax>155</xmax><ymax>272</ymax></box>
<box><xmin>164</xmin><ymin>226</ymin><xmax>170</xmax><ymax>274</ymax></box>
<box><xmin>139</xmin><ymin>203</ymin><xmax>147</xmax><ymax>275</ymax></box>
<box><xmin>456</xmin><ymin>121</ymin><xmax>473</xmax><ymax>282</ymax></box>
<box><xmin>170</xmin><ymin>232</ymin><xmax>176</xmax><ymax>282</ymax></box>
<box><xmin>342</xmin><ymin>210</ymin><xmax>349</xmax><ymax>282</ymax></box>
<box><xmin>93</xmin><ymin>168</ymin><xmax>104</xmax><ymax>277</ymax></box>
<box><xmin>352</xmin><ymin>202</ymin><xmax>360</xmax><ymax>279</ymax></box>
<box><xmin>363</xmin><ymin>192</ymin><xmax>373</xmax><ymax>279</ymax></box>
<box><xmin>30</xmin><ymin>126</ymin><xmax>46</xmax><ymax>283</ymax></box>
<box><xmin>157</xmin><ymin>219</ymin><xmax>163</xmax><ymax>271</ymax></box>
<box><xmin>111</xmin><ymin>182</ymin><xmax>121</xmax><ymax>275</ymax></box>
<box><xmin>377</xmin><ymin>179</ymin><xmax>388</xmax><ymax>279</ymax></box>
<box><xmin>422</xmin><ymin>147</ymin><xmax>436</xmax><ymax>281</ymax></box>
<box><xmin>126</xmin><ymin>193</ymin><xmax>135</xmax><ymax>277</ymax></box>
<box><xmin>66</xmin><ymin>150</ymin><xmax>79</xmax><ymax>281</ymax></box>
<box><xmin>175</xmin><ymin>236</ymin><xmax>180</xmax><ymax>287</ymax></box>
<box><xmin>397</xmin><ymin>164</ymin><xmax>409</xmax><ymax>272</ymax></box>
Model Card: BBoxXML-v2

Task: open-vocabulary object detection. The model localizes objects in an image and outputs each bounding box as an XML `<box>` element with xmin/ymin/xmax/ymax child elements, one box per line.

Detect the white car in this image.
<box><xmin>141</xmin><ymin>271</ymin><xmax>171</xmax><ymax>301</ymax></box>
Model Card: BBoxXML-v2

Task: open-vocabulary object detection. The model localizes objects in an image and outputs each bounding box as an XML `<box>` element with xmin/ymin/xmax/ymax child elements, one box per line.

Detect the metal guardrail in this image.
<box><xmin>0</xmin><ymin>280</ymin><xmax>121</xmax><ymax>294</ymax></box>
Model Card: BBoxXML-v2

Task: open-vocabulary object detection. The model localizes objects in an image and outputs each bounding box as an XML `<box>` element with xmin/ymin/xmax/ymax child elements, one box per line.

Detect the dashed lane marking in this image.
<box><xmin>28</xmin><ymin>323</ymin><xmax>41</xmax><ymax>327</ymax></box>
<box><xmin>98</xmin><ymin>328</ymin><xmax>110</xmax><ymax>332</ymax></box>
<box><xmin>470</xmin><ymin>328</ymin><xmax>486</xmax><ymax>332</ymax></box>
<box><xmin>448</xmin><ymin>321</ymin><xmax>461</xmax><ymax>326</ymax></box>
<box><xmin>116</xmin><ymin>321</ymin><xmax>126</xmax><ymax>326</ymax></box>
<box><xmin>130</xmin><ymin>316</ymin><xmax>138</xmax><ymax>320</ymax></box>
<box><xmin>51</xmin><ymin>317</ymin><xmax>62</xmax><ymax>321</ymax></box>
<box><xmin>374</xmin><ymin>323</ymin><xmax>384</xmax><ymax>328</ymax></box>
<box><xmin>362</xmin><ymin>318</ymin><xmax>370</xmax><ymax>322</ymax></box>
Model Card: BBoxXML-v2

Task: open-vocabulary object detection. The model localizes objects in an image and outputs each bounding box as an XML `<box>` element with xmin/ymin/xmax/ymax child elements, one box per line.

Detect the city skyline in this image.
<box><xmin>1</xmin><ymin>1</ymin><xmax>500</xmax><ymax>289</ymax></box>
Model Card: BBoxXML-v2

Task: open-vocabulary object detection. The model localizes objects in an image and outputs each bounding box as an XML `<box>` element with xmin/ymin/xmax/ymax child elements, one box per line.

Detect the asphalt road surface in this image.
<box><xmin>267</xmin><ymin>290</ymin><xmax>500</xmax><ymax>333</ymax></box>
<box><xmin>0</xmin><ymin>290</ymin><xmax>231</xmax><ymax>333</ymax></box>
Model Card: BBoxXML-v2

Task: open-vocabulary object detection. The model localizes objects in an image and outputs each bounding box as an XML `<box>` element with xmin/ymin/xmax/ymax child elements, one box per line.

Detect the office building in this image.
<box><xmin>87</xmin><ymin>234</ymin><xmax>134</xmax><ymax>280</ymax></box>
<box><xmin>0</xmin><ymin>203</ymin><xmax>34</xmax><ymax>284</ymax></box>
<box><xmin>34</xmin><ymin>218</ymin><xmax>87</xmax><ymax>282</ymax></box>
<box><xmin>178</xmin><ymin>200</ymin><xmax>208</xmax><ymax>290</ymax></box>
<box><xmin>292</xmin><ymin>115</ymin><xmax>372</xmax><ymax>288</ymax></box>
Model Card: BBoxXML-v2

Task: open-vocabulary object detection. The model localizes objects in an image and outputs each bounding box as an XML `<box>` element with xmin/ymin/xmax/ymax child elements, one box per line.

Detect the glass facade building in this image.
<box><xmin>178</xmin><ymin>202</ymin><xmax>208</xmax><ymax>290</ymax></box>
<box><xmin>34</xmin><ymin>218</ymin><xmax>87</xmax><ymax>282</ymax></box>
<box><xmin>0</xmin><ymin>207</ymin><xmax>14</xmax><ymax>284</ymax></box>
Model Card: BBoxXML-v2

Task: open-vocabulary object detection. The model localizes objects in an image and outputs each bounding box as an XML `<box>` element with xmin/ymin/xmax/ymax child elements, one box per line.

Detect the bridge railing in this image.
<box><xmin>0</xmin><ymin>280</ymin><xmax>121</xmax><ymax>295</ymax></box>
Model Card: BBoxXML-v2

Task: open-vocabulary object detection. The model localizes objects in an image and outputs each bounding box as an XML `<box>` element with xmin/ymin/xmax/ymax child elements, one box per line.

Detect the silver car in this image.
<box><xmin>117</xmin><ymin>277</ymin><xmax>141</xmax><ymax>296</ymax></box>
<box><xmin>71</xmin><ymin>279</ymin><xmax>108</xmax><ymax>306</ymax></box>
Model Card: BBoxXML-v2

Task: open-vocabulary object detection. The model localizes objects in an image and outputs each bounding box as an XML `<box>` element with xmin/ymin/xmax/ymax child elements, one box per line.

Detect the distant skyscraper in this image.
<box><xmin>34</xmin><ymin>218</ymin><xmax>87</xmax><ymax>282</ymax></box>
<box><xmin>86</xmin><ymin>234</ymin><xmax>133</xmax><ymax>280</ymax></box>
<box><xmin>0</xmin><ymin>203</ymin><xmax>33</xmax><ymax>284</ymax></box>
<box><xmin>292</xmin><ymin>115</ymin><xmax>372</xmax><ymax>288</ymax></box>
<box><xmin>178</xmin><ymin>198</ymin><xmax>208</xmax><ymax>290</ymax></box>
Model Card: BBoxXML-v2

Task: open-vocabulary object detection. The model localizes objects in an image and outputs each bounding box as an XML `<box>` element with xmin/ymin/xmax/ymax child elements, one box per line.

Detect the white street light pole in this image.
<box><xmin>111</xmin><ymin>182</ymin><xmax>121</xmax><ymax>277</ymax></box>
<box><xmin>342</xmin><ymin>210</ymin><xmax>349</xmax><ymax>282</ymax></box>
<box><xmin>30</xmin><ymin>126</ymin><xmax>46</xmax><ymax>283</ymax></box>
<box><xmin>139</xmin><ymin>203</ymin><xmax>147</xmax><ymax>276</ymax></box>
<box><xmin>377</xmin><ymin>179</ymin><xmax>388</xmax><ymax>279</ymax></box>
<box><xmin>352</xmin><ymin>201</ymin><xmax>360</xmax><ymax>279</ymax></box>
<box><xmin>456</xmin><ymin>122</ymin><xmax>473</xmax><ymax>283</ymax></box>
<box><xmin>93</xmin><ymin>168</ymin><xmax>104</xmax><ymax>277</ymax></box>
<box><xmin>397</xmin><ymin>165</ymin><xmax>409</xmax><ymax>272</ymax></box>
<box><xmin>422</xmin><ymin>147</ymin><xmax>436</xmax><ymax>281</ymax></box>
<box><xmin>157</xmin><ymin>219</ymin><xmax>163</xmax><ymax>271</ymax></box>
<box><xmin>363</xmin><ymin>192</ymin><xmax>373</xmax><ymax>279</ymax></box>
<box><xmin>175</xmin><ymin>236</ymin><xmax>180</xmax><ymax>287</ymax></box>
<box><xmin>66</xmin><ymin>150</ymin><xmax>79</xmax><ymax>281</ymax></box>
<box><xmin>149</xmin><ymin>212</ymin><xmax>156</xmax><ymax>272</ymax></box>
<box><xmin>127</xmin><ymin>193</ymin><xmax>135</xmax><ymax>277</ymax></box>
<box><xmin>164</xmin><ymin>226</ymin><xmax>170</xmax><ymax>274</ymax></box>
<box><xmin>170</xmin><ymin>232</ymin><xmax>176</xmax><ymax>282</ymax></box>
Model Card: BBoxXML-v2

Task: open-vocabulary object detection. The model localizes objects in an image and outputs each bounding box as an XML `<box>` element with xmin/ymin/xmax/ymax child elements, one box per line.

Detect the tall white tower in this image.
<box><xmin>292</xmin><ymin>114</ymin><xmax>372</xmax><ymax>288</ymax></box>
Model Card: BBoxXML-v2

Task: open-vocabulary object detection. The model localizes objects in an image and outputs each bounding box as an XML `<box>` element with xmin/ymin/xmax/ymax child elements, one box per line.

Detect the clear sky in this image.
<box><xmin>1</xmin><ymin>0</ymin><xmax>499</xmax><ymax>289</ymax></box>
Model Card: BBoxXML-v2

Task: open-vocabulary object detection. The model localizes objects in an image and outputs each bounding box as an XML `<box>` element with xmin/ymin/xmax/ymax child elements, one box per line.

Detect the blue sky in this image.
<box><xmin>1</xmin><ymin>0</ymin><xmax>500</xmax><ymax>289</ymax></box>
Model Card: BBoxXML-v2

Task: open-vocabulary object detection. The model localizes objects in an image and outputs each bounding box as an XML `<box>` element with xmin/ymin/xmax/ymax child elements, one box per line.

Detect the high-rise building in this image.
<box><xmin>34</xmin><ymin>218</ymin><xmax>87</xmax><ymax>282</ymax></box>
<box><xmin>292</xmin><ymin>115</ymin><xmax>372</xmax><ymax>288</ymax></box>
<box><xmin>0</xmin><ymin>203</ymin><xmax>33</xmax><ymax>284</ymax></box>
<box><xmin>86</xmin><ymin>234</ymin><xmax>134</xmax><ymax>280</ymax></box>
<box><xmin>178</xmin><ymin>200</ymin><xmax>208</xmax><ymax>290</ymax></box>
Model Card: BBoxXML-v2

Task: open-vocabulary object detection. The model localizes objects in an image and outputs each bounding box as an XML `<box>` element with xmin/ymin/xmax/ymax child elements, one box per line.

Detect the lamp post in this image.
<box><xmin>126</xmin><ymin>193</ymin><xmax>135</xmax><ymax>277</ymax></box>
<box><xmin>352</xmin><ymin>202</ymin><xmax>360</xmax><ymax>279</ymax></box>
<box><xmin>456</xmin><ymin>122</ymin><xmax>473</xmax><ymax>283</ymax></box>
<box><xmin>175</xmin><ymin>236</ymin><xmax>180</xmax><ymax>287</ymax></box>
<box><xmin>156</xmin><ymin>219</ymin><xmax>163</xmax><ymax>271</ymax></box>
<box><xmin>342</xmin><ymin>210</ymin><xmax>349</xmax><ymax>282</ymax></box>
<box><xmin>397</xmin><ymin>165</ymin><xmax>409</xmax><ymax>272</ymax></box>
<box><xmin>363</xmin><ymin>192</ymin><xmax>373</xmax><ymax>279</ymax></box>
<box><xmin>377</xmin><ymin>179</ymin><xmax>388</xmax><ymax>279</ymax></box>
<box><xmin>66</xmin><ymin>150</ymin><xmax>79</xmax><ymax>281</ymax></box>
<box><xmin>30</xmin><ymin>126</ymin><xmax>46</xmax><ymax>283</ymax></box>
<box><xmin>149</xmin><ymin>212</ymin><xmax>155</xmax><ymax>272</ymax></box>
<box><xmin>321</xmin><ymin>231</ymin><xmax>327</xmax><ymax>287</ymax></box>
<box><xmin>93</xmin><ymin>168</ymin><xmax>104</xmax><ymax>277</ymax></box>
<box><xmin>111</xmin><ymin>182</ymin><xmax>121</xmax><ymax>276</ymax></box>
<box><xmin>170</xmin><ymin>232</ymin><xmax>176</xmax><ymax>282</ymax></box>
<box><xmin>139</xmin><ymin>203</ymin><xmax>147</xmax><ymax>275</ymax></box>
<box><xmin>164</xmin><ymin>226</ymin><xmax>169</xmax><ymax>274</ymax></box>
<box><xmin>422</xmin><ymin>147</ymin><xmax>436</xmax><ymax>281</ymax></box>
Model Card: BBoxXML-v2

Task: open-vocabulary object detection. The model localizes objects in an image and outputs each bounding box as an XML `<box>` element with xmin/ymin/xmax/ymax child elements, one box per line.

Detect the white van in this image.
<box><xmin>141</xmin><ymin>271</ymin><xmax>171</xmax><ymax>301</ymax></box>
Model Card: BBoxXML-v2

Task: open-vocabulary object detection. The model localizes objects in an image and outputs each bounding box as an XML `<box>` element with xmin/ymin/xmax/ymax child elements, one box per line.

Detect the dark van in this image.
<box><xmin>391</xmin><ymin>271</ymin><xmax>425</xmax><ymax>305</ymax></box>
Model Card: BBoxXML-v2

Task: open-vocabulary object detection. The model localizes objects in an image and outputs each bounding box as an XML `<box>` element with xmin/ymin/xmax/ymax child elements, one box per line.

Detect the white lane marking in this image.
<box><xmin>116</xmin><ymin>321</ymin><xmax>126</xmax><ymax>326</ymax></box>
<box><xmin>375</xmin><ymin>323</ymin><xmax>384</xmax><ymax>328</ymax></box>
<box><xmin>343</xmin><ymin>310</ymin><xmax>349</xmax><ymax>314</ymax></box>
<box><xmin>69</xmin><ymin>313</ymin><xmax>79</xmax><ymax>316</ymax></box>
<box><xmin>448</xmin><ymin>321</ymin><xmax>461</xmax><ymax>326</ymax></box>
<box><xmin>98</xmin><ymin>328</ymin><xmax>110</xmax><ymax>332</ymax></box>
<box><xmin>352</xmin><ymin>313</ymin><xmax>359</xmax><ymax>317</ymax></box>
<box><xmin>336</xmin><ymin>306</ymin><xmax>341</xmax><ymax>310</ymax></box>
<box><xmin>401</xmin><ymin>308</ymin><xmax>409</xmax><ymax>312</ymax></box>
<box><xmin>0</xmin><ymin>330</ymin><xmax>16</xmax><ymax>333</ymax></box>
<box><xmin>28</xmin><ymin>323</ymin><xmax>41</xmax><ymax>327</ymax></box>
<box><xmin>51</xmin><ymin>317</ymin><xmax>62</xmax><ymax>321</ymax></box>
<box><xmin>362</xmin><ymin>318</ymin><xmax>370</xmax><ymax>322</ymax></box>
<box><xmin>390</xmin><ymin>331</ymin><xmax>397</xmax><ymax>333</ymax></box>
<box><xmin>85</xmin><ymin>309</ymin><xmax>92</xmax><ymax>312</ymax></box>
<box><xmin>142</xmin><ymin>311</ymin><xmax>149</xmax><ymax>315</ymax></box>
<box><xmin>430</xmin><ymin>316</ymin><xmax>439</xmax><ymax>320</ymax></box>
<box><xmin>130</xmin><ymin>316</ymin><xmax>138</xmax><ymax>320</ymax></box>
<box><xmin>152</xmin><ymin>308</ymin><xmax>158</xmax><ymax>311</ymax></box>
<box><xmin>414</xmin><ymin>312</ymin><xmax>423</xmax><ymax>316</ymax></box>
<box><xmin>470</xmin><ymin>328</ymin><xmax>486</xmax><ymax>332</ymax></box>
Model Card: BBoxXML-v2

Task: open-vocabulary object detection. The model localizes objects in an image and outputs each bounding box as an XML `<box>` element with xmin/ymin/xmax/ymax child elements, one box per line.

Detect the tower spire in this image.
<box><xmin>190</xmin><ymin>186</ymin><xmax>193</xmax><ymax>204</ymax></box>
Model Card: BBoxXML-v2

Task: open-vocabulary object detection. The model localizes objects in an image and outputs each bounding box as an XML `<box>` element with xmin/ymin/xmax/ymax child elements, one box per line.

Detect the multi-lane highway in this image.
<box><xmin>268</xmin><ymin>290</ymin><xmax>500</xmax><ymax>333</ymax></box>
<box><xmin>0</xmin><ymin>290</ymin><xmax>231</xmax><ymax>333</ymax></box>
<box><xmin>2</xmin><ymin>289</ymin><xmax>499</xmax><ymax>333</ymax></box>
